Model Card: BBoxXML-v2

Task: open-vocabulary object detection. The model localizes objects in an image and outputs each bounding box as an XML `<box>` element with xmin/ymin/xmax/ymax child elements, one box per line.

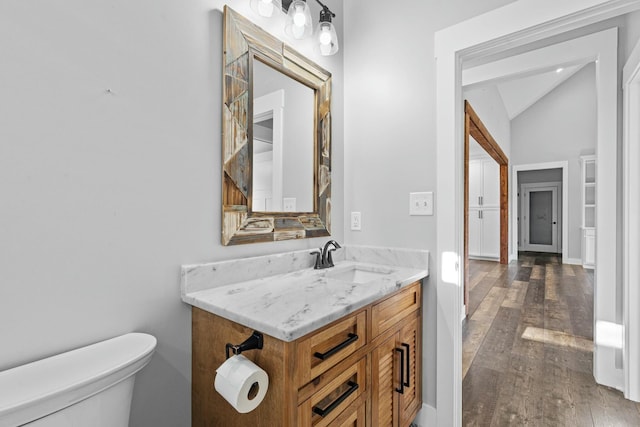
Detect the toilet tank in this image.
<box><xmin>0</xmin><ymin>333</ymin><xmax>157</xmax><ymax>426</ymax></box>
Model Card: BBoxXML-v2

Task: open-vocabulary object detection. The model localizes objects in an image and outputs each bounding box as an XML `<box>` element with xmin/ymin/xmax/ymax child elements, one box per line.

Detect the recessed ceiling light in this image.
<box><xmin>556</xmin><ymin>67</ymin><xmax>564</xmax><ymax>73</ymax></box>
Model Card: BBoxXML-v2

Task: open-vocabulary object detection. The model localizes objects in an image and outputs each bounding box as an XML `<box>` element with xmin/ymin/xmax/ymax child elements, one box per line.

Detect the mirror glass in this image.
<box><xmin>252</xmin><ymin>59</ymin><xmax>314</xmax><ymax>213</ymax></box>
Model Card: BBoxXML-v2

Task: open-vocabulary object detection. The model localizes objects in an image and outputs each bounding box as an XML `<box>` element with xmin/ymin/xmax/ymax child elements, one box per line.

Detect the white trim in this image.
<box><xmin>623</xmin><ymin>35</ymin><xmax>640</xmax><ymax>402</ymax></box>
<box><xmin>565</xmin><ymin>258</ymin><xmax>583</xmax><ymax>265</ymax></box>
<box><xmin>435</xmin><ymin>2</ymin><xmax>638</xmax><ymax>424</ymax></box>
<box><xmin>512</xmin><ymin>162</ymin><xmax>568</xmax><ymax>263</ymax></box>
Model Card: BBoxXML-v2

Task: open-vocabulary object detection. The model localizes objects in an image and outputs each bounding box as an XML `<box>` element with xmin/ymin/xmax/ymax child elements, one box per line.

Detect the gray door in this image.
<box><xmin>523</xmin><ymin>185</ymin><xmax>559</xmax><ymax>253</ymax></box>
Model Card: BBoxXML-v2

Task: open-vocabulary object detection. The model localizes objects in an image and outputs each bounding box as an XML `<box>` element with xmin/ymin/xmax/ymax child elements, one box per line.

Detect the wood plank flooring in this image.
<box><xmin>462</xmin><ymin>252</ymin><xmax>640</xmax><ymax>426</ymax></box>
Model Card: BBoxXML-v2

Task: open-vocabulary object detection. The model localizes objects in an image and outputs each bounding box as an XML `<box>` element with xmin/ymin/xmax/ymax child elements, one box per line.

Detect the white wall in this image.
<box><xmin>343</xmin><ymin>0</ymin><xmax>516</xmax><ymax>412</ymax></box>
<box><xmin>0</xmin><ymin>1</ymin><xmax>343</xmax><ymax>426</ymax></box>
<box><xmin>512</xmin><ymin>64</ymin><xmax>596</xmax><ymax>261</ymax></box>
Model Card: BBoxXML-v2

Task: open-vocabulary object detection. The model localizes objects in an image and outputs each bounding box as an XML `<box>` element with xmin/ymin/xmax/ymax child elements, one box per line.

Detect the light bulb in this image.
<box><xmin>285</xmin><ymin>0</ymin><xmax>312</xmax><ymax>40</ymax></box>
<box><xmin>319</xmin><ymin>27</ymin><xmax>332</xmax><ymax>45</ymax></box>
<box><xmin>250</xmin><ymin>0</ymin><xmax>274</xmax><ymax>18</ymax></box>
<box><xmin>314</xmin><ymin>20</ymin><xmax>338</xmax><ymax>56</ymax></box>
<box><xmin>293</xmin><ymin>7</ymin><xmax>306</xmax><ymax>26</ymax></box>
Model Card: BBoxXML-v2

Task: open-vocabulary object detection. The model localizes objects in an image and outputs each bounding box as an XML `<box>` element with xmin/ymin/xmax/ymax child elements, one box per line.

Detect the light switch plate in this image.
<box><xmin>351</xmin><ymin>212</ymin><xmax>362</xmax><ymax>230</ymax></box>
<box><xmin>283</xmin><ymin>198</ymin><xmax>296</xmax><ymax>212</ymax></box>
<box><xmin>409</xmin><ymin>192</ymin><xmax>434</xmax><ymax>216</ymax></box>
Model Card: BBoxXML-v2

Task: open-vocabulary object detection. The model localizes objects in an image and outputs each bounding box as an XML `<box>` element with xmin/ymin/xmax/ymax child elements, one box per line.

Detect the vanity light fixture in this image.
<box><xmin>251</xmin><ymin>0</ymin><xmax>340</xmax><ymax>55</ymax></box>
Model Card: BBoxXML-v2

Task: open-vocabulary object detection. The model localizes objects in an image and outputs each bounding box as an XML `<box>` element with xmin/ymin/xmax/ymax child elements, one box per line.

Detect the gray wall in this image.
<box><xmin>343</xmin><ymin>0</ymin><xmax>517</xmax><ymax>410</ymax></box>
<box><xmin>512</xmin><ymin>64</ymin><xmax>596</xmax><ymax>261</ymax></box>
<box><xmin>0</xmin><ymin>1</ymin><xmax>343</xmax><ymax>426</ymax></box>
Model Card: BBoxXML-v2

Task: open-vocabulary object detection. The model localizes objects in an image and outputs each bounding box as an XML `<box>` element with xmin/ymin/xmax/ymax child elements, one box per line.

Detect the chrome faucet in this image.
<box><xmin>310</xmin><ymin>240</ymin><xmax>342</xmax><ymax>269</ymax></box>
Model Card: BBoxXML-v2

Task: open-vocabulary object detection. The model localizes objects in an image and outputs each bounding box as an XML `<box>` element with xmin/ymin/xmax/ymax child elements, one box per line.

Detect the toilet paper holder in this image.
<box><xmin>225</xmin><ymin>331</ymin><xmax>264</xmax><ymax>359</ymax></box>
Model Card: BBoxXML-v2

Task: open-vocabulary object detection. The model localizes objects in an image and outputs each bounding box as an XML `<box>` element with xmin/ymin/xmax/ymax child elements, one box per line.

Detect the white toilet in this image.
<box><xmin>0</xmin><ymin>333</ymin><xmax>157</xmax><ymax>427</ymax></box>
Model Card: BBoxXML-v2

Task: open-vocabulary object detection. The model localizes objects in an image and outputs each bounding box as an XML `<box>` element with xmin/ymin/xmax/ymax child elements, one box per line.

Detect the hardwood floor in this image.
<box><xmin>462</xmin><ymin>252</ymin><xmax>640</xmax><ymax>426</ymax></box>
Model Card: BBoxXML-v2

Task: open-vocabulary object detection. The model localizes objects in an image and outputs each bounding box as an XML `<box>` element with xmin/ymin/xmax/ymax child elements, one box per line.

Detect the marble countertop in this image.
<box><xmin>181</xmin><ymin>246</ymin><xmax>429</xmax><ymax>342</ymax></box>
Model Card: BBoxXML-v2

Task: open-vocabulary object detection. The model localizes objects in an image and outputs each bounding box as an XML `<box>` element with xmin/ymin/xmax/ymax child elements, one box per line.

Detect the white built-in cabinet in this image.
<box><xmin>469</xmin><ymin>158</ymin><xmax>500</xmax><ymax>259</ymax></box>
<box><xmin>581</xmin><ymin>155</ymin><xmax>596</xmax><ymax>269</ymax></box>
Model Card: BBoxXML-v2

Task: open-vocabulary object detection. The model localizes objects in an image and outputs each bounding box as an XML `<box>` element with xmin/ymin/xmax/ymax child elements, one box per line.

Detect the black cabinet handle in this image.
<box><xmin>313</xmin><ymin>333</ymin><xmax>358</xmax><ymax>360</ymax></box>
<box><xmin>312</xmin><ymin>381</ymin><xmax>359</xmax><ymax>417</ymax></box>
<box><xmin>402</xmin><ymin>343</ymin><xmax>410</xmax><ymax>387</ymax></box>
<box><xmin>395</xmin><ymin>347</ymin><xmax>405</xmax><ymax>394</ymax></box>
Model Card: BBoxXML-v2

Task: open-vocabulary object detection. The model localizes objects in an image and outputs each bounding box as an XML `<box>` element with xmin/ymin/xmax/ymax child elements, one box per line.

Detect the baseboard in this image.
<box><xmin>412</xmin><ymin>403</ymin><xmax>437</xmax><ymax>427</ymax></box>
<box><xmin>565</xmin><ymin>258</ymin><xmax>582</xmax><ymax>265</ymax></box>
<box><xmin>468</xmin><ymin>255</ymin><xmax>499</xmax><ymax>261</ymax></box>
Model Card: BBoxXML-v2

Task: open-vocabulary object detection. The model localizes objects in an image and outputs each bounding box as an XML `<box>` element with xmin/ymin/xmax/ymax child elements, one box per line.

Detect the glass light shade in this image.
<box><xmin>284</xmin><ymin>0</ymin><xmax>312</xmax><ymax>40</ymax></box>
<box><xmin>315</xmin><ymin>21</ymin><xmax>339</xmax><ymax>56</ymax></box>
<box><xmin>250</xmin><ymin>0</ymin><xmax>275</xmax><ymax>18</ymax></box>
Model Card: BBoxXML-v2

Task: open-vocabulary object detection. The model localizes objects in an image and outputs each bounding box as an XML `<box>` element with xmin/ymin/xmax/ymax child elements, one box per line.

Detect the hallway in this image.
<box><xmin>462</xmin><ymin>253</ymin><xmax>640</xmax><ymax>426</ymax></box>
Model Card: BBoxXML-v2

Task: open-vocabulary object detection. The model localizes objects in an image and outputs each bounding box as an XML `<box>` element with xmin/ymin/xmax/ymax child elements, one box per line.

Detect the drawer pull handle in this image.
<box><xmin>395</xmin><ymin>347</ymin><xmax>405</xmax><ymax>394</ymax></box>
<box><xmin>313</xmin><ymin>333</ymin><xmax>358</xmax><ymax>360</ymax></box>
<box><xmin>402</xmin><ymin>343</ymin><xmax>410</xmax><ymax>387</ymax></box>
<box><xmin>312</xmin><ymin>381</ymin><xmax>359</xmax><ymax>417</ymax></box>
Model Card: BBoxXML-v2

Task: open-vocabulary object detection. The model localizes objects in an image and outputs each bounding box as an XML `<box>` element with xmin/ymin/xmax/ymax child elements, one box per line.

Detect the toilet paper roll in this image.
<box><xmin>214</xmin><ymin>354</ymin><xmax>269</xmax><ymax>413</ymax></box>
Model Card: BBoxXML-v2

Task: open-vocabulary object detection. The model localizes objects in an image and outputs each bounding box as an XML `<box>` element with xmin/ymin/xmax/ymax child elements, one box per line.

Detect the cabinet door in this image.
<box><xmin>482</xmin><ymin>159</ymin><xmax>500</xmax><ymax>207</ymax></box>
<box><xmin>481</xmin><ymin>208</ymin><xmax>500</xmax><ymax>258</ymax></box>
<box><xmin>468</xmin><ymin>209</ymin><xmax>482</xmax><ymax>257</ymax></box>
<box><xmin>398</xmin><ymin>315</ymin><xmax>422</xmax><ymax>427</ymax></box>
<box><xmin>469</xmin><ymin>160</ymin><xmax>483</xmax><ymax>208</ymax></box>
<box><xmin>371</xmin><ymin>333</ymin><xmax>400</xmax><ymax>427</ymax></box>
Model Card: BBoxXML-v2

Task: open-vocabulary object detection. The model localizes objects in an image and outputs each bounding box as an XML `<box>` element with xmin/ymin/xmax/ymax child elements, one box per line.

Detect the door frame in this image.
<box><xmin>520</xmin><ymin>182</ymin><xmax>561</xmax><ymax>253</ymax></box>
<box><xmin>623</xmin><ymin>33</ymin><xmax>640</xmax><ymax>402</ymax></box>
<box><xmin>463</xmin><ymin>101</ymin><xmax>508</xmax><ymax>316</ymax></box>
<box><xmin>434</xmin><ymin>2</ymin><xmax>635</xmax><ymax>424</ymax></box>
<box><xmin>253</xmin><ymin>89</ymin><xmax>285</xmax><ymax>211</ymax></box>
<box><xmin>512</xmin><ymin>163</ymin><xmax>569</xmax><ymax>262</ymax></box>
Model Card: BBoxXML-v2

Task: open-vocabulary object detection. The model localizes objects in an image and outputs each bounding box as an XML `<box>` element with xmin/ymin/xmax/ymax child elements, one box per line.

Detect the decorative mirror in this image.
<box><xmin>222</xmin><ymin>6</ymin><xmax>332</xmax><ymax>245</ymax></box>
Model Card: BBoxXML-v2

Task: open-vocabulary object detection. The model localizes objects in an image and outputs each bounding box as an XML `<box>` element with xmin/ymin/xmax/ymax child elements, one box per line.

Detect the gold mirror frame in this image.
<box><xmin>222</xmin><ymin>6</ymin><xmax>332</xmax><ymax>245</ymax></box>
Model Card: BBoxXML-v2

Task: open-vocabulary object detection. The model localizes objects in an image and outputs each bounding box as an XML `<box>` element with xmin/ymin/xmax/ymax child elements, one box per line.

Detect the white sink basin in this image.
<box><xmin>325</xmin><ymin>265</ymin><xmax>395</xmax><ymax>284</ymax></box>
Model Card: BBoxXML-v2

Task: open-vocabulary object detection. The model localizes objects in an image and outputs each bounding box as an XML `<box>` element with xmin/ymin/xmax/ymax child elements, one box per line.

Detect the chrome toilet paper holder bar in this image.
<box><xmin>225</xmin><ymin>331</ymin><xmax>264</xmax><ymax>359</ymax></box>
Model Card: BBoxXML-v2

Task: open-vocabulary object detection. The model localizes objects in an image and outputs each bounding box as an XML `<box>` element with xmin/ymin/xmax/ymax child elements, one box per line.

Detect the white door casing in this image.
<box><xmin>623</xmin><ymin>31</ymin><xmax>640</xmax><ymax>403</ymax></box>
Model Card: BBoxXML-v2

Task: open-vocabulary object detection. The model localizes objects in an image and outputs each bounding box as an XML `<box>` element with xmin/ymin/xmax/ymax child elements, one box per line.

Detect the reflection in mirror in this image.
<box><xmin>252</xmin><ymin>59</ymin><xmax>314</xmax><ymax>213</ymax></box>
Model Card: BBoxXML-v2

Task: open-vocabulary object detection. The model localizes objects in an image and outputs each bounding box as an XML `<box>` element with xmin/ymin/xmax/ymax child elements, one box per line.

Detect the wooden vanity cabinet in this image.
<box><xmin>191</xmin><ymin>281</ymin><xmax>422</xmax><ymax>427</ymax></box>
<box><xmin>371</xmin><ymin>286</ymin><xmax>422</xmax><ymax>427</ymax></box>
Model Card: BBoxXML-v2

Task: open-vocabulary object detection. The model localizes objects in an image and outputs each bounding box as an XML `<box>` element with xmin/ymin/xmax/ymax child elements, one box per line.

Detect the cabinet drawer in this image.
<box><xmin>296</xmin><ymin>311</ymin><xmax>366</xmax><ymax>386</ymax></box>
<box><xmin>371</xmin><ymin>282</ymin><xmax>421</xmax><ymax>338</ymax></box>
<box><xmin>297</xmin><ymin>357</ymin><xmax>366</xmax><ymax>427</ymax></box>
<box><xmin>326</xmin><ymin>397</ymin><xmax>366</xmax><ymax>427</ymax></box>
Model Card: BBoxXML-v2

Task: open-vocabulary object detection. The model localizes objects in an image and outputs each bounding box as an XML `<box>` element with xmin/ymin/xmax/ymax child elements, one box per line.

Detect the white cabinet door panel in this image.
<box><xmin>469</xmin><ymin>209</ymin><xmax>482</xmax><ymax>257</ymax></box>
<box><xmin>482</xmin><ymin>208</ymin><xmax>500</xmax><ymax>258</ymax></box>
<box><xmin>482</xmin><ymin>160</ymin><xmax>500</xmax><ymax>207</ymax></box>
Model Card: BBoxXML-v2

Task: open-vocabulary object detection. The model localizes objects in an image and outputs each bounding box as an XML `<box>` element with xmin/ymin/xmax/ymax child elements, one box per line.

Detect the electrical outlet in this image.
<box><xmin>409</xmin><ymin>192</ymin><xmax>434</xmax><ymax>215</ymax></box>
<box><xmin>351</xmin><ymin>212</ymin><xmax>362</xmax><ymax>230</ymax></box>
<box><xmin>283</xmin><ymin>198</ymin><xmax>296</xmax><ymax>212</ymax></box>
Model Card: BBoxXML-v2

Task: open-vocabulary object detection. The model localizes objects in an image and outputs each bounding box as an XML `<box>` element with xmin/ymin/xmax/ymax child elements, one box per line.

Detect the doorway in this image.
<box><xmin>435</xmin><ymin>3</ymin><xmax>632</xmax><ymax>423</ymax></box>
<box><xmin>521</xmin><ymin>182</ymin><xmax>561</xmax><ymax>253</ymax></box>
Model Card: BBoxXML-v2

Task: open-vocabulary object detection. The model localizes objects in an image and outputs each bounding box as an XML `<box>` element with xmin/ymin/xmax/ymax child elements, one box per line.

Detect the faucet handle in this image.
<box><xmin>310</xmin><ymin>249</ymin><xmax>323</xmax><ymax>269</ymax></box>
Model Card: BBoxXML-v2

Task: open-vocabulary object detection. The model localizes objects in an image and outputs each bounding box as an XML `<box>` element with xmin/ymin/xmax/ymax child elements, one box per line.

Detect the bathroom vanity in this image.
<box><xmin>181</xmin><ymin>246</ymin><xmax>429</xmax><ymax>427</ymax></box>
